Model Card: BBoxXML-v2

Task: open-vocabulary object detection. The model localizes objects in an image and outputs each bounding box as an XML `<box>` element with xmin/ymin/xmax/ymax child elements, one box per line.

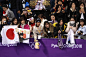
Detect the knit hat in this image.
<box><xmin>36</xmin><ymin>18</ymin><xmax>41</xmax><ymax>23</ymax></box>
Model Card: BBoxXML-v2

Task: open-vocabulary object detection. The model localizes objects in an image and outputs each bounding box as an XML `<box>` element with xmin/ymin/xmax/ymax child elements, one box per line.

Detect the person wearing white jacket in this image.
<box><xmin>65</xmin><ymin>17</ymin><xmax>78</xmax><ymax>45</ymax></box>
<box><xmin>33</xmin><ymin>18</ymin><xmax>44</xmax><ymax>41</ymax></box>
<box><xmin>76</xmin><ymin>19</ymin><xmax>86</xmax><ymax>39</ymax></box>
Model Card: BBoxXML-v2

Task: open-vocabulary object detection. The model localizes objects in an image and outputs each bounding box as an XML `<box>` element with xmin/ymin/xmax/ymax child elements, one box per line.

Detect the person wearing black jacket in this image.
<box><xmin>54</xmin><ymin>18</ymin><xmax>67</xmax><ymax>38</ymax></box>
<box><xmin>65</xmin><ymin>0</ymin><xmax>78</xmax><ymax>10</ymax></box>
<box><xmin>67</xmin><ymin>2</ymin><xmax>78</xmax><ymax>22</ymax></box>
<box><xmin>77</xmin><ymin>2</ymin><xmax>86</xmax><ymax>24</ymax></box>
<box><xmin>55</xmin><ymin>4</ymin><xmax>67</xmax><ymax>23</ymax></box>
<box><xmin>0</xmin><ymin>16</ymin><xmax>8</xmax><ymax>31</ymax></box>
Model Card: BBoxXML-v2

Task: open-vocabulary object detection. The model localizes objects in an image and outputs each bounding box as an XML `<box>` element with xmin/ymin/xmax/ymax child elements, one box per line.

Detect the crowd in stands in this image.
<box><xmin>0</xmin><ymin>0</ymin><xmax>86</xmax><ymax>41</ymax></box>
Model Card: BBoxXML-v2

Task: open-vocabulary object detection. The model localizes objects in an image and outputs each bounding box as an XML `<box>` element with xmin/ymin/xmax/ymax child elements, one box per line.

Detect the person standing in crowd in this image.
<box><xmin>65</xmin><ymin>17</ymin><xmax>78</xmax><ymax>45</ymax></box>
<box><xmin>0</xmin><ymin>16</ymin><xmax>8</xmax><ymax>31</ymax></box>
<box><xmin>77</xmin><ymin>2</ymin><xmax>86</xmax><ymax>24</ymax></box>
<box><xmin>21</xmin><ymin>9</ymin><xmax>29</xmax><ymax>21</ymax></box>
<box><xmin>65</xmin><ymin>0</ymin><xmax>78</xmax><ymax>11</ymax></box>
<box><xmin>27</xmin><ymin>17</ymin><xmax>35</xmax><ymax>38</ymax></box>
<box><xmin>43</xmin><ymin>21</ymin><xmax>54</xmax><ymax>38</ymax></box>
<box><xmin>50</xmin><ymin>14</ymin><xmax>58</xmax><ymax>27</ymax></box>
<box><xmin>2</xmin><ymin>4</ymin><xmax>15</xmax><ymax>22</ymax></box>
<box><xmin>50</xmin><ymin>0</ymin><xmax>64</xmax><ymax>12</ymax></box>
<box><xmin>38</xmin><ymin>14</ymin><xmax>47</xmax><ymax>27</ymax></box>
<box><xmin>55</xmin><ymin>4</ymin><xmax>66</xmax><ymax>22</ymax></box>
<box><xmin>10</xmin><ymin>18</ymin><xmax>19</xmax><ymax>25</ymax></box>
<box><xmin>67</xmin><ymin>2</ymin><xmax>78</xmax><ymax>21</ymax></box>
<box><xmin>54</xmin><ymin>18</ymin><xmax>67</xmax><ymax>38</ymax></box>
<box><xmin>33</xmin><ymin>18</ymin><xmax>44</xmax><ymax>41</ymax></box>
<box><xmin>19</xmin><ymin>17</ymin><xmax>30</xmax><ymax>30</ymax></box>
<box><xmin>76</xmin><ymin>19</ymin><xmax>86</xmax><ymax>39</ymax></box>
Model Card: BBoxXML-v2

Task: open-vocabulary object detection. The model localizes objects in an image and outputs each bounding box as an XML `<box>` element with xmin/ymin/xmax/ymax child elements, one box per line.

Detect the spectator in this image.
<box><xmin>19</xmin><ymin>17</ymin><xmax>30</xmax><ymax>30</ymax></box>
<box><xmin>76</xmin><ymin>19</ymin><xmax>86</xmax><ymax>39</ymax></box>
<box><xmin>2</xmin><ymin>4</ymin><xmax>15</xmax><ymax>22</ymax></box>
<box><xmin>68</xmin><ymin>2</ymin><xmax>78</xmax><ymax>20</ymax></box>
<box><xmin>55</xmin><ymin>4</ymin><xmax>66</xmax><ymax>22</ymax></box>
<box><xmin>21</xmin><ymin>9</ymin><xmax>31</xmax><ymax>21</ymax></box>
<box><xmin>28</xmin><ymin>17</ymin><xmax>35</xmax><ymax>38</ymax></box>
<box><xmin>0</xmin><ymin>16</ymin><xmax>7</xmax><ymax>31</ymax></box>
<box><xmin>28</xmin><ymin>17</ymin><xmax>35</xmax><ymax>29</ymax></box>
<box><xmin>43</xmin><ymin>21</ymin><xmax>54</xmax><ymax>38</ymax></box>
<box><xmin>77</xmin><ymin>2</ymin><xmax>86</xmax><ymax>23</ymax></box>
<box><xmin>10</xmin><ymin>18</ymin><xmax>18</xmax><ymax>25</ymax></box>
<box><xmin>54</xmin><ymin>18</ymin><xmax>67</xmax><ymax>38</ymax></box>
<box><xmin>66</xmin><ymin>0</ymin><xmax>78</xmax><ymax>11</ymax></box>
<box><xmin>50</xmin><ymin>0</ymin><xmax>64</xmax><ymax>12</ymax></box>
<box><xmin>65</xmin><ymin>17</ymin><xmax>78</xmax><ymax>45</ymax></box>
<box><xmin>33</xmin><ymin>18</ymin><xmax>44</xmax><ymax>41</ymax></box>
<box><xmin>50</xmin><ymin>14</ymin><xmax>58</xmax><ymax>27</ymax></box>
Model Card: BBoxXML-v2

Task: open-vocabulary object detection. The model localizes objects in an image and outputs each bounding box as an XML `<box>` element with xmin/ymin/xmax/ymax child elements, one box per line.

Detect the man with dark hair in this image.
<box><xmin>2</xmin><ymin>4</ymin><xmax>15</xmax><ymax>22</ymax></box>
<box><xmin>33</xmin><ymin>18</ymin><xmax>44</xmax><ymax>41</ymax></box>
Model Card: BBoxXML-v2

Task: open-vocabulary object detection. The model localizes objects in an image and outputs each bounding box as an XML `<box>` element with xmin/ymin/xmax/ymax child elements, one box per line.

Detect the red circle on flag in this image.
<box><xmin>6</xmin><ymin>28</ymin><xmax>15</xmax><ymax>40</ymax></box>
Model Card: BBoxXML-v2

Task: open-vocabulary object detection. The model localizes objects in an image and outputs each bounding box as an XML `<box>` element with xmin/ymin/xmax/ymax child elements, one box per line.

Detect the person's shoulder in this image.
<box><xmin>33</xmin><ymin>26</ymin><xmax>36</xmax><ymax>28</ymax></box>
<box><xmin>83</xmin><ymin>25</ymin><xmax>86</xmax><ymax>28</ymax></box>
<box><xmin>43</xmin><ymin>19</ymin><xmax>47</xmax><ymax>21</ymax></box>
<box><xmin>67</xmin><ymin>22</ymin><xmax>70</xmax><ymax>24</ymax></box>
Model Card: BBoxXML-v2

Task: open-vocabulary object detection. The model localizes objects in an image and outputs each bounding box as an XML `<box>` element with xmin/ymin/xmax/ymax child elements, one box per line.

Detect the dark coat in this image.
<box><xmin>54</xmin><ymin>23</ymin><xmax>67</xmax><ymax>38</ymax></box>
<box><xmin>77</xmin><ymin>8</ymin><xmax>86</xmax><ymax>24</ymax></box>
<box><xmin>55</xmin><ymin>11</ymin><xmax>67</xmax><ymax>23</ymax></box>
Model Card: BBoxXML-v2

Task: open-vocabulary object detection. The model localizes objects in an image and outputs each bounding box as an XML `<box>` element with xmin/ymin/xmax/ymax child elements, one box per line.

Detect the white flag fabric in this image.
<box><xmin>1</xmin><ymin>26</ymin><xmax>30</xmax><ymax>44</ymax></box>
<box><xmin>66</xmin><ymin>29</ymin><xmax>75</xmax><ymax>44</ymax></box>
<box><xmin>1</xmin><ymin>25</ymin><xmax>19</xmax><ymax>44</ymax></box>
<box><xmin>80</xmin><ymin>13</ymin><xmax>84</xmax><ymax>19</ymax></box>
<box><xmin>15</xmin><ymin>28</ymin><xmax>30</xmax><ymax>44</ymax></box>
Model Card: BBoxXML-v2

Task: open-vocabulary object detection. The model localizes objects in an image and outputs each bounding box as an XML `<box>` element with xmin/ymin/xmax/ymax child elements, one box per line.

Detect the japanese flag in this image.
<box><xmin>1</xmin><ymin>25</ymin><xmax>19</xmax><ymax>44</ymax></box>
